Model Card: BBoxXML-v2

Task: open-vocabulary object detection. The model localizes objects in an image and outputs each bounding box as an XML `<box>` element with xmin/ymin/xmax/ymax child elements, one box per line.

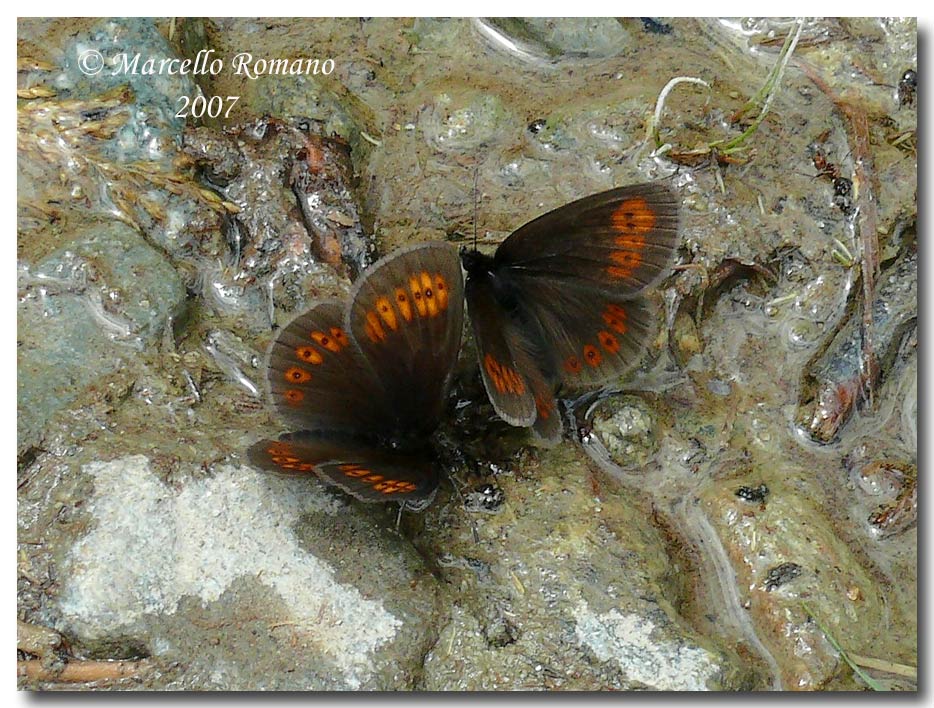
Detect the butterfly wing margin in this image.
<box><xmin>494</xmin><ymin>182</ymin><xmax>680</xmax><ymax>294</ymax></box>
<box><xmin>247</xmin><ymin>431</ymin><xmax>439</xmax><ymax>504</ymax></box>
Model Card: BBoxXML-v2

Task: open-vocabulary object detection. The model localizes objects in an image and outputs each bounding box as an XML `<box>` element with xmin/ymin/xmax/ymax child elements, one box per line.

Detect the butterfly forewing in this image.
<box><xmin>247</xmin><ymin>431</ymin><xmax>439</xmax><ymax>504</ymax></box>
<box><xmin>494</xmin><ymin>183</ymin><xmax>680</xmax><ymax>294</ymax></box>
<box><xmin>266</xmin><ymin>300</ymin><xmax>393</xmax><ymax>433</ymax></box>
<box><xmin>347</xmin><ymin>242</ymin><xmax>465</xmax><ymax>437</ymax></box>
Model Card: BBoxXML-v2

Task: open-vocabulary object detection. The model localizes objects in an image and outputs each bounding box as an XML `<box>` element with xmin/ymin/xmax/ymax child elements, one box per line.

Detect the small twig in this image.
<box><xmin>18</xmin><ymin>659</ymin><xmax>149</xmax><ymax>683</ymax></box>
<box><xmin>840</xmin><ymin>102</ymin><xmax>881</xmax><ymax>407</ymax></box>
<box><xmin>848</xmin><ymin>653</ymin><xmax>917</xmax><ymax>680</ymax></box>
<box><xmin>796</xmin><ymin>57</ymin><xmax>882</xmax><ymax>409</ymax></box>
<box><xmin>802</xmin><ymin>602</ymin><xmax>887</xmax><ymax>691</ymax></box>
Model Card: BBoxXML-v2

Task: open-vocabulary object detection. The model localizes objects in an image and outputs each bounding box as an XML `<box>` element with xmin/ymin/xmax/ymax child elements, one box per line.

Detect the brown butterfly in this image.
<box><xmin>248</xmin><ymin>242</ymin><xmax>465</xmax><ymax>510</ymax></box>
<box><xmin>460</xmin><ymin>183</ymin><xmax>680</xmax><ymax>442</ymax></box>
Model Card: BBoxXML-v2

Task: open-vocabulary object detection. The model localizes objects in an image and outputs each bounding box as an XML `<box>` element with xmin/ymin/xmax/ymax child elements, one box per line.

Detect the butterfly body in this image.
<box><xmin>461</xmin><ymin>183</ymin><xmax>680</xmax><ymax>443</ymax></box>
<box><xmin>249</xmin><ymin>242</ymin><xmax>464</xmax><ymax>508</ymax></box>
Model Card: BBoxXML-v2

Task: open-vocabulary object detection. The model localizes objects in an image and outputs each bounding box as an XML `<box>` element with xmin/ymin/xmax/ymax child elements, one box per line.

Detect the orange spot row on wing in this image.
<box><xmin>267</xmin><ymin>445</ymin><xmax>315</xmax><ymax>472</ymax></box>
<box><xmin>484</xmin><ymin>353</ymin><xmax>525</xmax><ymax>395</ymax></box>
<box><xmin>311</xmin><ymin>329</ymin><xmax>346</xmax><ymax>352</ymax></box>
<box><xmin>338</xmin><ymin>463</ymin><xmax>372</xmax><ymax>478</ymax></box>
<box><xmin>607</xmin><ymin>198</ymin><xmax>655</xmax><ymax>280</ymax></box>
<box><xmin>337</xmin><ymin>463</ymin><xmax>416</xmax><ymax>494</ymax></box>
<box><xmin>374</xmin><ymin>479</ymin><xmax>417</xmax><ymax>494</ymax></box>
<box><xmin>564</xmin><ymin>304</ymin><xmax>629</xmax><ymax>376</ymax></box>
<box><xmin>365</xmin><ymin>271</ymin><xmax>451</xmax><ymax>343</ymax></box>
<box><xmin>294</xmin><ymin>326</ymin><xmax>348</xmax><ymax>368</ymax></box>
<box><xmin>611</xmin><ymin>197</ymin><xmax>656</xmax><ymax>235</ymax></box>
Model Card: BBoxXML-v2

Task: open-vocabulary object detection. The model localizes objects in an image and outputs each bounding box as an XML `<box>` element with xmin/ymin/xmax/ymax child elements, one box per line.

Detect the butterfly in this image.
<box><xmin>248</xmin><ymin>242</ymin><xmax>465</xmax><ymax>510</ymax></box>
<box><xmin>460</xmin><ymin>182</ymin><xmax>680</xmax><ymax>443</ymax></box>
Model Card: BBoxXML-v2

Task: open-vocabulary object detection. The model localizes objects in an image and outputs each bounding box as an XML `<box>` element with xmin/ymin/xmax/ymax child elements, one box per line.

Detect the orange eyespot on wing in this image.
<box><xmin>409</xmin><ymin>274</ymin><xmax>428</xmax><ymax>317</ymax></box>
<box><xmin>583</xmin><ymin>344</ymin><xmax>602</xmax><ymax>367</ymax></box>
<box><xmin>607</xmin><ymin>247</ymin><xmax>644</xmax><ymax>280</ymax></box>
<box><xmin>598</xmin><ymin>331</ymin><xmax>620</xmax><ymax>353</ymax></box>
<box><xmin>434</xmin><ymin>274</ymin><xmax>449</xmax><ymax>310</ymax></box>
<box><xmin>420</xmin><ymin>272</ymin><xmax>440</xmax><ymax>317</ymax></box>
<box><xmin>564</xmin><ymin>355</ymin><xmax>583</xmax><ymax>374</ymax></box>
<box><xmin>611</xmin><ymin>197</ymin><xmax>656</xmax><ymax>235</ymax></box>
<box><xmin>394</xmin><ymin>288</ymin><xmax>413</xmax><ymax>321</ymax></box>
<box><xmin>284</xmin><ymin>389</ymin><xmax>305</xmax><ymax>405</ymax></box>
<box><xmin>284</xmin><ymin>366</ymin><xmax>312</xmax><ymax>384</ymax></box>
<box><xmin>364</xmin><ymin>311</ymin><xmax>386</xmax><ymax>343</ymax></box>
<box><xmin>295</xmin><ymin>345</ymin><xmax>324</xmax><ymax>364</ymax></box>
<box><xmin>310</xmin><ymin>331</ymin><xmax>341</xmax><ymax>352</ymax></box>
<box><xmin>602</xmin><ymin>303</ymin><xmax>629</xmax><ymax>334</ymax></box>
<box><xmin>330</xmin><ymin>327</ymin><xmax>349</xmax><ymax>348</ymax></box>
<box><xmin>375</xmin><ymin>297</ymin><xmax>398</xmax><ymax>331</ymax></box>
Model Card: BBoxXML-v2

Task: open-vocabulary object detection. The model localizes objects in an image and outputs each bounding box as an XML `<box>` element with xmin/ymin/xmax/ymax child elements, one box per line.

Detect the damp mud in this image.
<box><xmin>17</xmin><ymin>18</ymin><xmax>916</xmax><ymax>690</ymax></box>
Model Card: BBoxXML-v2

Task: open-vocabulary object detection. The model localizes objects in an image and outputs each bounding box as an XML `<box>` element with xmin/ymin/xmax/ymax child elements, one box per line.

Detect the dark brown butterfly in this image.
<box><xmin>248</xmin><ymin>242</ymin><xmax>465</xmax><ymax>510</ymax></box>
<box><xmin>460</xmin><ymin>183</ymin><xmax>680</xmax><ymax>443</ymax></box>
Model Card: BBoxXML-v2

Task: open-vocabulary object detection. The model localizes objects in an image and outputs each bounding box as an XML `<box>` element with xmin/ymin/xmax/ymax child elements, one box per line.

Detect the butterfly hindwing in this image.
<box><xmin>247</xmin><ymin>431</ymin><xmax>439</xmax><ymax>504</ymax></box>
<box><xmin>511</xmin><ymin>278</ymin><xmax>657</xmax><ymax>389</ymax></box>
<box><xmin>347</xmin><ymin>242</ymin><xmax>465</xmax><ymax>437</ymax></box>
<box><xmin>494</xmin><ymin>183</ymin><xmax>680</xmax><ymax>294</ymax></box>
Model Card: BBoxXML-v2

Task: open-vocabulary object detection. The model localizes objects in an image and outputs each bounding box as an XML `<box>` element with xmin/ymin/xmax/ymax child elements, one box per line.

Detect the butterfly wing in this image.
<box><xmin>510</xmin><ymin>277</ymin><xmax>657</xmax><ymax>389</ymax></box>
<box><xmin>464</xmin><ymin>274</ymin><xmax>564</xmax><ymax>443</ymax></box>
<box><xmin>464</xmin><ymin>277</ymin><xmax>538</xmax><ymax>426</ymax></box>
<box><xmin>346</xmin><ymin>242</ymin><xmax>465</xmax><ymax>438</ymax></box>
<box><xmin>494</xmin><ymin>182</ymin><xmax>680</xmax><ymax>294</ymax></box>
<box><xmin>247</xmin><ymin>431</ymin><xmax>439</xmax><ymax>505</ymax></box>
<box><xmin>265</xmin><ymin>300</ymin><xmax>394</xmax><ymax>433</ymax></box>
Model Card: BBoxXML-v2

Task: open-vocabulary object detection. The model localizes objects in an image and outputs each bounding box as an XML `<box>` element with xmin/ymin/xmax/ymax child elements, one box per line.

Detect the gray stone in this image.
<box><xmin>17</xmin><ymin>221</ymin><xmax>184</xmax><ymax>454</ymax></box>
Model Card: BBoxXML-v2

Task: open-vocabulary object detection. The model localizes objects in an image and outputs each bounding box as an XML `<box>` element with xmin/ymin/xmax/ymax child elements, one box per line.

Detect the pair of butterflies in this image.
<box><xmin>248</xmin><ymin>182</ymin><xmax>680</xmax><ymax>508</ymax></box>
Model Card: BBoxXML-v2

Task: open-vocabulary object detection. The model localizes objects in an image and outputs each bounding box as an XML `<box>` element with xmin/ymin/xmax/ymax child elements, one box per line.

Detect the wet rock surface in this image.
<box><xmin>18</xmin><ymin>18</ymin><xmax>916</xmax><ymax>691</ymax></box>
